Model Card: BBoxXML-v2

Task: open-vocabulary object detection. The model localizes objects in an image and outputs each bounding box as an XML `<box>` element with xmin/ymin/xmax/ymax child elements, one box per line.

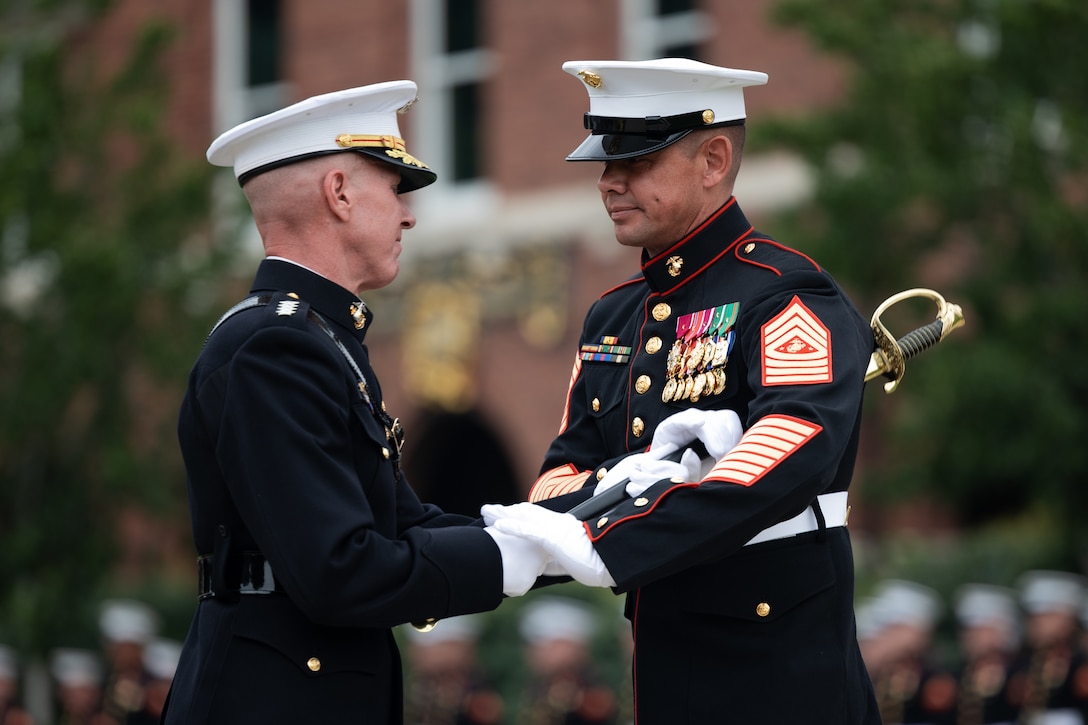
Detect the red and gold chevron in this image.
<box><xmin>761</xmin><ymin>296</ymin><xmax>832</xmax><ymax>386</ymax></box>
<box><xmin>704</xmin><ymin>414</ymin><xmax>822</xmax><ymax>487</ymax></box>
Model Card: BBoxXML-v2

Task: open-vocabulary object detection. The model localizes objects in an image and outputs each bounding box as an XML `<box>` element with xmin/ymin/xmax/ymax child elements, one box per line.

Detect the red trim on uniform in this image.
<box><xmin>734</xmin><ymin>247</ymin><xmax>782</xmax><ymax>276</ymax></box>
<box><xmin>596</xmin><ymin>275</ymin><xmax>644</xmax><ymax>301</ymax></box>
<box><xmin>529</xmin><ymin>464</ymin><xmax>592</xmax><ymax>502</ymax></box>
<box><xmin>588</xmin><ymin>481</ymin><xmax>702</xmax><ymax>540</ymax></box>
<box><xmin>704</xmin><ymin>415</ymin><xmax>822</xmax><ymax>486</ymax></box>
<box><xmin>759</xmin><ymin>238</ymin><xmax>822</xmax><ymax>272</ymax></box>
<box><xmin>642</xmin><ymin>197</ymin><xmax>741</xmax><ymax>269</ymax></box>
<box><xmin>734</xmin><ymin>237</ymin><xmax>823</xmax><ymax>276</ymax></box>
<box><xmin>761</xmin><ymin>297</ymin><xmax>833</xmax><ymax>386</ymax></box>
<box><xmin>654</xmin><ymin>239</ymin><xmax>750</xmax><ymax>297</ymax></box>
<box><xmin>588</xmin><ymin>414</ymin><xmax>823</xmax><ymax>540</ymax></box>
<box><xmin>557</xmin><ymin>356</ymin><xmax>582</xmax><ymax>434</ymax></box>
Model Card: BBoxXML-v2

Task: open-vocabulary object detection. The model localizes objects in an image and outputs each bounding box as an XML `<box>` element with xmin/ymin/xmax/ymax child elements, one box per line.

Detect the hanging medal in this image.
<box><xmin>663</xmin><ymin>311</ymin><xmax>695</xmax><ymax>402</ymax></box>
<box><xmin>685</xmin><ymin>308</ymin><xmax>713</xmax><ymax>402</ymax></box>
<box><xmin>709</xmin><ymin>303</ymin><xmax>739</xmax><ymax>395</ymax></box>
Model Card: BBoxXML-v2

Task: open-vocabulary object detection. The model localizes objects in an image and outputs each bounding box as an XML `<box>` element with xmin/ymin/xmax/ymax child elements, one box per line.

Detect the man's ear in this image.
<box><xmin>701</xmin><ymin>135</ymin><xmax>733</xmax><ymax>189</ymax></box>
<box><xmin>322</xmin><ymin>168</ymin><xmax>352</xmax><ymax>222</ymax></box>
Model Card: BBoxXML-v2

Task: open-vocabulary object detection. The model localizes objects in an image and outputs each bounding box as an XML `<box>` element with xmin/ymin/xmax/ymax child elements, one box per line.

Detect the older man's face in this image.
<box><xmin>344</xmin><ymin>156</ymin><xmax>417</xmax><ymax>293</ymax></box>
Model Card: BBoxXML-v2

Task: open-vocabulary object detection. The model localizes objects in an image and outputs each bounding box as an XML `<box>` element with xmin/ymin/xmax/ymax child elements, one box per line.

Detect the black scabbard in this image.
<box><xmin>565</xmin><ymin>442</ymin><xmax>708</xmax><ymax>521</ymax></box>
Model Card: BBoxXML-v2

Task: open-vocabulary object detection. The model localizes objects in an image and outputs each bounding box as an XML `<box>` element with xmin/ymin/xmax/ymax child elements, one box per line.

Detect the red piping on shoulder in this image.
<box><xmin>735</xmin><ymin>238</ymin><xmax>822</xmax><ymax>275</ymax></box>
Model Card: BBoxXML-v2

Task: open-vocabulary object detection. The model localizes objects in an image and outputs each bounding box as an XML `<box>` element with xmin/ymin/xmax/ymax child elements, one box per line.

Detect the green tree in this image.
<box><xmin>0</xmin><ymin>7</ymin><xmax>234</xmax><ymax>654</ymax></box>
<box><xmin>760</xmin><ymin>0</ymin><xmax>1088</xmax><ymax>572</ymax></box>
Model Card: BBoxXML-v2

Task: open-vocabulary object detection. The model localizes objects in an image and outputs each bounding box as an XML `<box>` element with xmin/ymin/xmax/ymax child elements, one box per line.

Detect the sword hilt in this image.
<box><xmin>865</xmin><ymin>288</ymin><xmax>965</xmax><ymax>393</ymax></box>
<box><xmin>896</xmin><ymin>318</ymin><xmax>946</xmax><ymax>359</ymax></box>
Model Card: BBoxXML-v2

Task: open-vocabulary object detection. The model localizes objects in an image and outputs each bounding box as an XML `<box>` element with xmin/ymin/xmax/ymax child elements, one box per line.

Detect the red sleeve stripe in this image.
<box><xmin>528</xmin><ymin>464</ymin><xmax>592</xmax><ymax>502</ymax></box>
<box><xmin>704</xmin><ymin>415</ymin><xmax>822</xmax><ymax>487</ymax></box>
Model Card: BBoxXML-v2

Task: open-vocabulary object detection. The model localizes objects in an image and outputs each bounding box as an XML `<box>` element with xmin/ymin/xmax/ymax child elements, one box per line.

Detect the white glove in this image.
<box><xmin>481</xmin><ymin>503</ymin><xmax>616</xmax><ymax>588</ymax></box>
<box><xmin>593</xmin><ymin>442</ymin><xmax>679</xmax><ymax>497</ymax></box>
<box><xmin>624</xmin><ymin>446</ymin><xmax>703</xmax><ymax>498</ymax></box>
<box><xmin>483</xmin><ymin>526</ymin><xmax>549</xmax><ymax>597</ymax></box>
<box><xmin>650</xmin><ymin>408</ymin><xmax>744</xmax><ymax>459</ymax></box>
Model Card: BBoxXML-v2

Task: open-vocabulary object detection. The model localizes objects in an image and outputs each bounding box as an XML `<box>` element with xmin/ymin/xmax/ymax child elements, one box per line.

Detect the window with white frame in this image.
<box><xmin>619</xmin><ymin>0</ymin><xmax>714</xmax><ymax>60</ymax></box>
<box><xmin>210</xmin><ymin>0</ymin><xmax>289</xmax><ymax>257</ymax></box>
<box><xmin>211</xmin><ymin>0</ymin><xmax>288</xmax><ymax>136</ymax></box>
<box><xmin>408</xmin><ymin>0</ymin><xmax>496</xmax><ymax>230</ymax></box>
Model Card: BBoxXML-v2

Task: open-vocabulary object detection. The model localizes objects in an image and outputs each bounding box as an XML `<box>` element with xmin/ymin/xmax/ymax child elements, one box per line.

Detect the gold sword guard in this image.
<box><xmin>865</xmin><ymin>288</ymin><xmax>965</xmax><ymax>393</ymax></box>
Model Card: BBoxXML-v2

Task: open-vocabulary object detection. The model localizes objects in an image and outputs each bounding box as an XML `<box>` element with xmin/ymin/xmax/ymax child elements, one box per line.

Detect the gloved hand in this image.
<box><xmin>593</xmin><ymin>442</ymin><xmax>679</xmax><ymax>497</ymax></box>
<box><xmin>483</xmin><ymin>526</ymin><xmax>550</xmax><ymax>597</ymax></box>
<box><xmin>650</xmin><ymin>408</ymin><xmax>744</xmax><ymax>459</ymax></box>
<box><xmin>481</xmin><ymin>503</ymin><xmax>616</xmax><ymax>588</ymax></box>
<box><xmin>624</xmin><ymin>446</ymin><xmax>703</xmax><ymax>498</ymax></box>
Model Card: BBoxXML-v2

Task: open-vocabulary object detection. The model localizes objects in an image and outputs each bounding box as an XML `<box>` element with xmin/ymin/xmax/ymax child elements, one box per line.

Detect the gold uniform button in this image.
<box><xmin>632</xmin><ymin>417</ymin><xmax>645</xmax><ymax>437</ymax></box>
<box><xmin>635</xmin><ymin>375</ymin><xmax>652</xmax><ymax>394</ymax></box>
<box><xmin>596</xmin><ymin>468</ymin><xmax>607</xmax><ymax>481</ymax></box>
<box><xmin>307</xmin><ymin>657</ymin><xmax>321</xmax><ymax>672</ymax></box>
<box><xmin>652</xmin><ymin>303</ymin><xmax>671</xmax><ymax>322</ymax></box>
<box><xmin>744</xmin><ymin>242</ymin><xmax>756</xmax><ymax>254</ymax></box>
<box><xmin>382</xmin><ymin>447</ymin><xmax>391</xmax><ymax>459</ymax></box>
<box><xmin>591</xmin><ymin>397</ymin><xmax>601</xmax><ymax>412</ymax></box>
<box><xmin>756</xmin><ymin>602</ymin><xmax>771</xmax><ymax>618</ymax></box>
<box><xmin>646</xmin><ymin>336</ymin><xmax>663</xmax><ymax>354</ymax></box>
<box><xmin>634</xmin><ymin>497</ymin><xmax>649</xmax><ymax>507</ymax></box>
<box><xmin>597</xmin><ymin>517</ymin><xmax>609</xmax><ymax>528</ymax></box>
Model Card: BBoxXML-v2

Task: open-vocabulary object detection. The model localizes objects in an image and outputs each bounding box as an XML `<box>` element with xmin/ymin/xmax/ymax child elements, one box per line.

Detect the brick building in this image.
<box><xmin>87</xmin><ymin>0</ymin><xmax>847</xmax><ymax>514</ymax></box>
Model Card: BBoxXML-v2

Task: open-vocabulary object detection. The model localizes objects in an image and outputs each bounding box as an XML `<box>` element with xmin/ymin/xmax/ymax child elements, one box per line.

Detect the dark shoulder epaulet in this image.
<box><xmin>734</xmin><ymin>237</ymin><xmax>822</xmax><ymax>277</ymax></box>
<box><xmin>203</xmin><ymin>291</ymin><xmax>311</xmax><ymax>347</ymax></box>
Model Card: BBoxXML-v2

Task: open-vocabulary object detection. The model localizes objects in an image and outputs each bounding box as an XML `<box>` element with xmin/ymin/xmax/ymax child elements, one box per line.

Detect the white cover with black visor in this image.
<box><xmin>562</xmin><ymin>58</ymin><xmax>768</xmax><ymax>161</ymax></box>
<box><xmin>206</xmin><ymin>80</ymin><xmax>436</xmax><ymax>192</ymax></box>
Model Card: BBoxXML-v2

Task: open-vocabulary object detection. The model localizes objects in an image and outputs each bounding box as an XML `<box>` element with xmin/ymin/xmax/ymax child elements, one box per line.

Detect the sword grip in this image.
<box><xmin>896</xmin><ymin>319</ymin><xmax>944</xmax><ymax>361</ymax></box>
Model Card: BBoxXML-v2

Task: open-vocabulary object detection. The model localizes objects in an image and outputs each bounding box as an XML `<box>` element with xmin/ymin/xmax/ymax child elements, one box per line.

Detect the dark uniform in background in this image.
<box><xmin>1005</xmin><ymin>571</ymin><xmax>1088</xmax><ymax>725</ymax></box>
<box><xmin>401</xmin><ymin>614</ymin><xmax>505</xmax><ymax>725</ymax></box>
<box><xmin>0</xmin><ymin>645</ymin><xmax>33</xmax><ymax>725</ymax></box>
<box><xmin>862</xmin><ymin>580</ymin><xmax>956</xmax><ymax>725</ymax></box>
<box><xmin>514</xmin><ymin>597</ymin><xmax>617</xmax><ymax>725</ymax></box>
<box><xmin>97</xmin><ymin>599</ymin><xmax>157</xmax><ymax>725</ymax></box>
<box><xmin>509</xmin><ymin>59</ymin><xmax>882</xmax><ymax>723</ymax></box>
<box><xmin>163</xmin><ymin>82</ymin><xmax>537</xmax><ymax>724</ymax></box>
<box><xmin>950</xmin><ymin>584</ymin><xmax>1020</xmax><ymax>725</ymax></box>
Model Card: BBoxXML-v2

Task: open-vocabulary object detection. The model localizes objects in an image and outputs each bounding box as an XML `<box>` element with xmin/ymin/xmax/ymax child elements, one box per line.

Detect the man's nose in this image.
<box><xmin>597</xmin><ymin>163</ymin><xmax>626</xmax><ymax>194</ymax></box>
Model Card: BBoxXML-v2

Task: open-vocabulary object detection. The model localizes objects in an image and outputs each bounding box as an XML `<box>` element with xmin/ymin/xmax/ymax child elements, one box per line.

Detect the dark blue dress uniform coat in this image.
<box><xmin>531</xmin><ymin>199</ymin><xmax>882</xmax><ymax>724</ymax></box>
<box><xmin>163</xmin><ymin>259</ymin><xmax>505</xmax><ymax>725</ymax></box>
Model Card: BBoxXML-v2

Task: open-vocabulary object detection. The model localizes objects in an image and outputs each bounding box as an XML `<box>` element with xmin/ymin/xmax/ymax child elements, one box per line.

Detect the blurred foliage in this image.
<box><xmin>755</xmin><ymin>0</ymin><xmax>1088</xmax><ymax>574</ymax></box>
<box><xmin>0</xmin><ymin>5</ymin><xmax>235</xmax><ymax>655</ymax></box>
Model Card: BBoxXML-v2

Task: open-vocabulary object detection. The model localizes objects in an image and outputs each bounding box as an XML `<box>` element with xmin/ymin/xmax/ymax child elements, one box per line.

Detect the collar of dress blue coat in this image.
<box><xmin>639</xmin><ymin>197</ymin><xmax>755</xmax><ymax>295</ymax></box>
<box><xmin>252</xmin><ymin>258</ymin><xmax>373</xmax><ymax>342</ymax></box>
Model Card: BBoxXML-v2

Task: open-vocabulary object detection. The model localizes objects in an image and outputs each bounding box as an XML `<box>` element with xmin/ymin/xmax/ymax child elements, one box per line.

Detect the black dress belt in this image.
<box><xmin>198</xmin><ymin>552</ymin><xmax>280</xmax><ymax>600</ymax></box>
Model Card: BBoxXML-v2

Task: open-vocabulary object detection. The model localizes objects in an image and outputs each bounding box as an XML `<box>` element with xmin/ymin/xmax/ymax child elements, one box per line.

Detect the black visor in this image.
<box><xmin>565</xmin><ymin>130</ymin><xmax>692</xmax><ymax>161</ymax></box>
